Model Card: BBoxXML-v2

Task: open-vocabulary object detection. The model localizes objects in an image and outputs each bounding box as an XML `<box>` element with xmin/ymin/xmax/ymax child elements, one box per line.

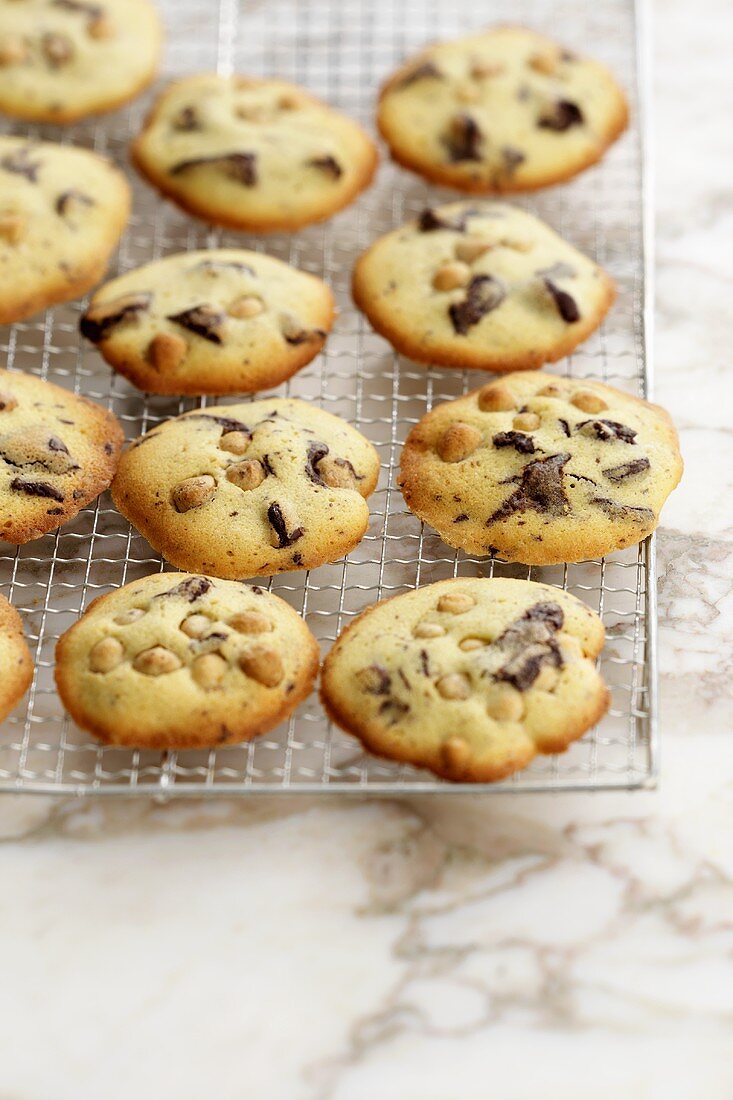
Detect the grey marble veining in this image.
<box><xmin>0</xmin><ymin>2</ymin><xmax>731</xmax><ymax>1097</ymax></box>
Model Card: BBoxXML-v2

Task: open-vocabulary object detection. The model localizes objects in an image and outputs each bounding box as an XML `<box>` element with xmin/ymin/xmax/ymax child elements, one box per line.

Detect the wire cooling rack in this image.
<box><xmin>0</xmin><ymin>0</ymin><xmax>655</xmax><ymax>795</ymax></box>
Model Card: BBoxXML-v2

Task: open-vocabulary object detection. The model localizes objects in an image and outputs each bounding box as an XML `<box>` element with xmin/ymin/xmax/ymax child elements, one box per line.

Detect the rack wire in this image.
<box><xmin>0</xmin><ymin>0</ymin><xmax>655</xmax><ymax>795</ymax></box>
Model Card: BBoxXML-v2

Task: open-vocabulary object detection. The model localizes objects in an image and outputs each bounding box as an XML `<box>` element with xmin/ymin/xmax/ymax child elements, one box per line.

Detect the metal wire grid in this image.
<box><xmin>0</xmin><ymin>0</ymin><xmax>654</xmax><ymax>795</ymax></box>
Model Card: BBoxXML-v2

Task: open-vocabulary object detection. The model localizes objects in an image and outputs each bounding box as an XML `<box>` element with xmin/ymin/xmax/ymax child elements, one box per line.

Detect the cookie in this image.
<box><xmin>0</xmin><ymin>368</ymin><xmax>123</xmax><ymax>543</ymax></box>
<box><xmin>400</xmin><ymin>372</ymin><xmax>683</xmax><ymax>565</ymax></box>
<box><xmin>321</xmin><ymin>577</ymin><xmax>609</xmax><ymax>783</ymax></box>
<box><xmin>55</xmin><ymin>572</ymin><xmax>319</xmax><ymax>749</ymax></box>
<box><xmin>111</xmin><ymin>398</ymin><xmax>380</xmax><ymax>579</ymax></box>
<box><xmin>80</xmin><ymin>249</ymin><xmax>335</xmax><ymax>396</ymax></box>
<box><xmin>0</xmin><ymin>0</ymin><xmax>161</xmax><ymax>124</ymax></box>
<box><xmin>377</xmin><ymin>26</ymin><xmax>627</xmax><ymax>194</ymax></box>
<box><xmin>0</xmin><ymin>137</ymin><xmax>131</xmax><ymax>324</ymax></box>
<box><xmin>353</xmin><ymin>201</ymin><xmax>615</xmax><ymax>372</ymax></box>
<box><xmin>0</xmin><ymin>595</ymin><xmax>33</xmax><ymax>723</ymax></box>
<box><xmin>131</xmin><ymin>74</ymin><xmax>379</xmax><ymax>232</ymax></box>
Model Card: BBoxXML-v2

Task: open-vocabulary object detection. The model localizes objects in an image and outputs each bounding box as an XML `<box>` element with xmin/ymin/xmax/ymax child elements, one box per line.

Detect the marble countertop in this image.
<box><xmin>2</xmin><ymin>2</ymin><xmax>731</xmax><ymax>1097</ymax></box>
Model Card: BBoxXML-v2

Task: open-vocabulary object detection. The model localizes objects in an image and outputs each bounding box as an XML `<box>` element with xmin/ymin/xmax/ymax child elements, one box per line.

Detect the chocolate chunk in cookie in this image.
<box><xmin>603</xmin><ymin>457</ymin><xmax>650</xmax><ymax>482</ymax></box>
<box><xmin>132</xmin><ymin>74</ymin><xmax>377</xmax><ymax>232</ymax></box>
<box><xmin>170</xmin><ymin>151</ymin><xmax>258</xmax><ymax>186</ymax></box>
<box><xmin>377</xmin><ymin>26</ymin><xmax>627</xmax><ymax>193</ymax></box>
<box><xmin>321</xmin><ymin>577</ymin><xmax>610</xmax><ymax>783</ymax></box>
<box><xmin>0</xmin><ymin>137</ymin><xmax>130</xmax><ymax>325</ymax></box>
<box><xmin>267</xmin><ymin>501</ymin><xmax>304</xmax><ymax>548</ymax></box>
<box><xmin>444</xmin><ymin>113</ymin><xmax>484</xmax><ymax>161</ymax></box>
<box><xmin>79</xmin><ymin>249</ymin><xmax>334</xmax><ymax>396</ymax></box>
<box><xmin>353</xmin><ymin>201</ymin><xmax>616</xmax><ymax>372</ymax></box>
<box><xmin>489</xmin><ymin>453</ymin><xmax>570</xmax><ymax>522</ymax></box>
<box><xmin>538</xmin><ymin>99</ymin><xmax>584</xmax><ymax>132</ymax></box>
<box><xmin>307</xmin><ymin>155</ymin><xmax>343</xmax><ymax>180</ymax></box>
<box><xmin>449</xmin><ymin>275</ymin><xmax>506</xmax><ymax>334</ymax></box>
<box><xmin>111</xmin><ymin>397</ymin><xmax>379</xmax><ymax>578</ymax></box>
<box><xmin>166</xmin><ymin>304</ymin><xmax>226</xmax><ymax>344</ymax></box>
<box><xmin>0</xmin><ymin>367</ymin><xmax>122</xmax><ymax>543</ymax></box>
<box><xmin>543</xmin><ymin>278</ymin><xmax>580</xmax><ymax>323</ymax></box>
<box><xmin>80</xmin><ymin>293</ymin><xmax>151</xmax><ymax>343</ymax></box>
<box><xmin>55</xmin><ymin>572</ymin><xmax>319</xmax><ymax>750</ymax></box>
<box><xmin>400</xmin><ymin>371</ymin><xmax>682</xmax><ymax>564</ymax></box>
<box><xmin>0</xmin><ymin>0</ymin><xmax>161</xmax><ymax>124</ymax></box>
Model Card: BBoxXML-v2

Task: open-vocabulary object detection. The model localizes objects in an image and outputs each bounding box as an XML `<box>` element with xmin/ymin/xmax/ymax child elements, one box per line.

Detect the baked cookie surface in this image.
<box><xmin>353</xmin><ymin>201</ymin><xmax>615</xmax><ymax>372</ymax></box>
<box><xmin>377</xmin><ymin>26</ymin><xmax>628</xmax><ymax>193</ymax></box>
<box><xmin>0</xmin><ymin>0</ymin><xmax>161</xmax><ymax>124</ymax></box>
<box><xmin>0</xmin><ymin>137</ymin><xmax>130</xmax><ymax>323</ymax></box>
<box><xmin>0</xmin><ymin>595</ymin><xmax>33</xmax><ymax>723</ymax></box>
<box><xmin>80</xmin><ymin>249</ymin><xmax>335</xmax><ymax>395</ymax></box>
<box><xmin>0</xmin><ymin>368</ymin><xmax>123</xmax><ymax>544</ymax></box>
<box><xmin>112</xmin><ymin>398</ymin><xmax>380</xmax><ymax>579</ymax></box>
<box><xmin>55</xmin><ymin>572</ymin><xmax>320</xmax><ymax>749</ymax></box>
<box><xmin>400</xmin><ymin>372</ymin><xmax>682</xmax><ymax>564</ymax></box>
<box><xmin>321</xmin><ymin>577</ymin><xmax>609</xmax><ymax>783</ymax></box>
<box><xmin>132</xmin><ymin>74</ymin><xmax>379</xmax><ymax>232</ymax></box>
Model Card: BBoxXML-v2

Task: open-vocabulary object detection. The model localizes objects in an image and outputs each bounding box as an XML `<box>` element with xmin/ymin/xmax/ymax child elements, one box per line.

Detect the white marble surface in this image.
<box><xmin>2</xmin><ymin>2</ymin><xmax>732</xmax><ymax>1097</ymax></box>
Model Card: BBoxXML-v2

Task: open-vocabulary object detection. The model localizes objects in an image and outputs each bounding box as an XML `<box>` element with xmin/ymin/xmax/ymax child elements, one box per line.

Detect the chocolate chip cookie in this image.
<box><xmin>0</xmin><ymin>369</ymin><xmax>123</xmax><ymax>543</ymax></box>
<box><xmin>353</xmin><ymin>201</ymin><xmax>615</xmax><ymax>371</ymax></box>
<box><xmin>80</xmin><ymin>249</ymin><xmax>335</xmax><ymax>395</ymax></box>
<box><xmin>321</xmin><ymin>577</ymin><xmax>609</xmax><ymax>782</ymax></box>
<box><xmin>400</xmin><ymin>372</ymin><xmax>682</xmax><ymax>564</ymax></box>
<box><xmin>0</xmin><ymin>137</ymin><xmax>130</xmax><ymax>324</ymax></box>
<box><xmin>0</xmin><ymin>0</ymin><xmax>161</xmax><ymax>124</ymax></box>
<box><xmin>111</xmin><ymin>398</ymin><xmax>380</xmax><ymax>578</ymax></box>
<box><xmin>377</xmin><ymin>26</ymin><xmax>628</xmax><ymax>193</ymax></box>
<box><xmin>0</xmin><ymin>595</ymin><xmax>33</xmax><ymax>723</ymax></box>
<box><xmin>55</xmin><ymin>572</ymin><xmax>320</xmax><ymax>749</ymax></box>
<box><xmin>132</xmin><ymin>74</ymin><xmax>379</xmax><ymax>232</ymax></box>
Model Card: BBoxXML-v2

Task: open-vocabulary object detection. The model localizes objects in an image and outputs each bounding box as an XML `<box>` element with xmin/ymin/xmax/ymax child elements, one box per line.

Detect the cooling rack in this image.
<box><xmin>0</xmin><ymin>0</ymin><xmax>656</xmax><ymax>796</ymax></box>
